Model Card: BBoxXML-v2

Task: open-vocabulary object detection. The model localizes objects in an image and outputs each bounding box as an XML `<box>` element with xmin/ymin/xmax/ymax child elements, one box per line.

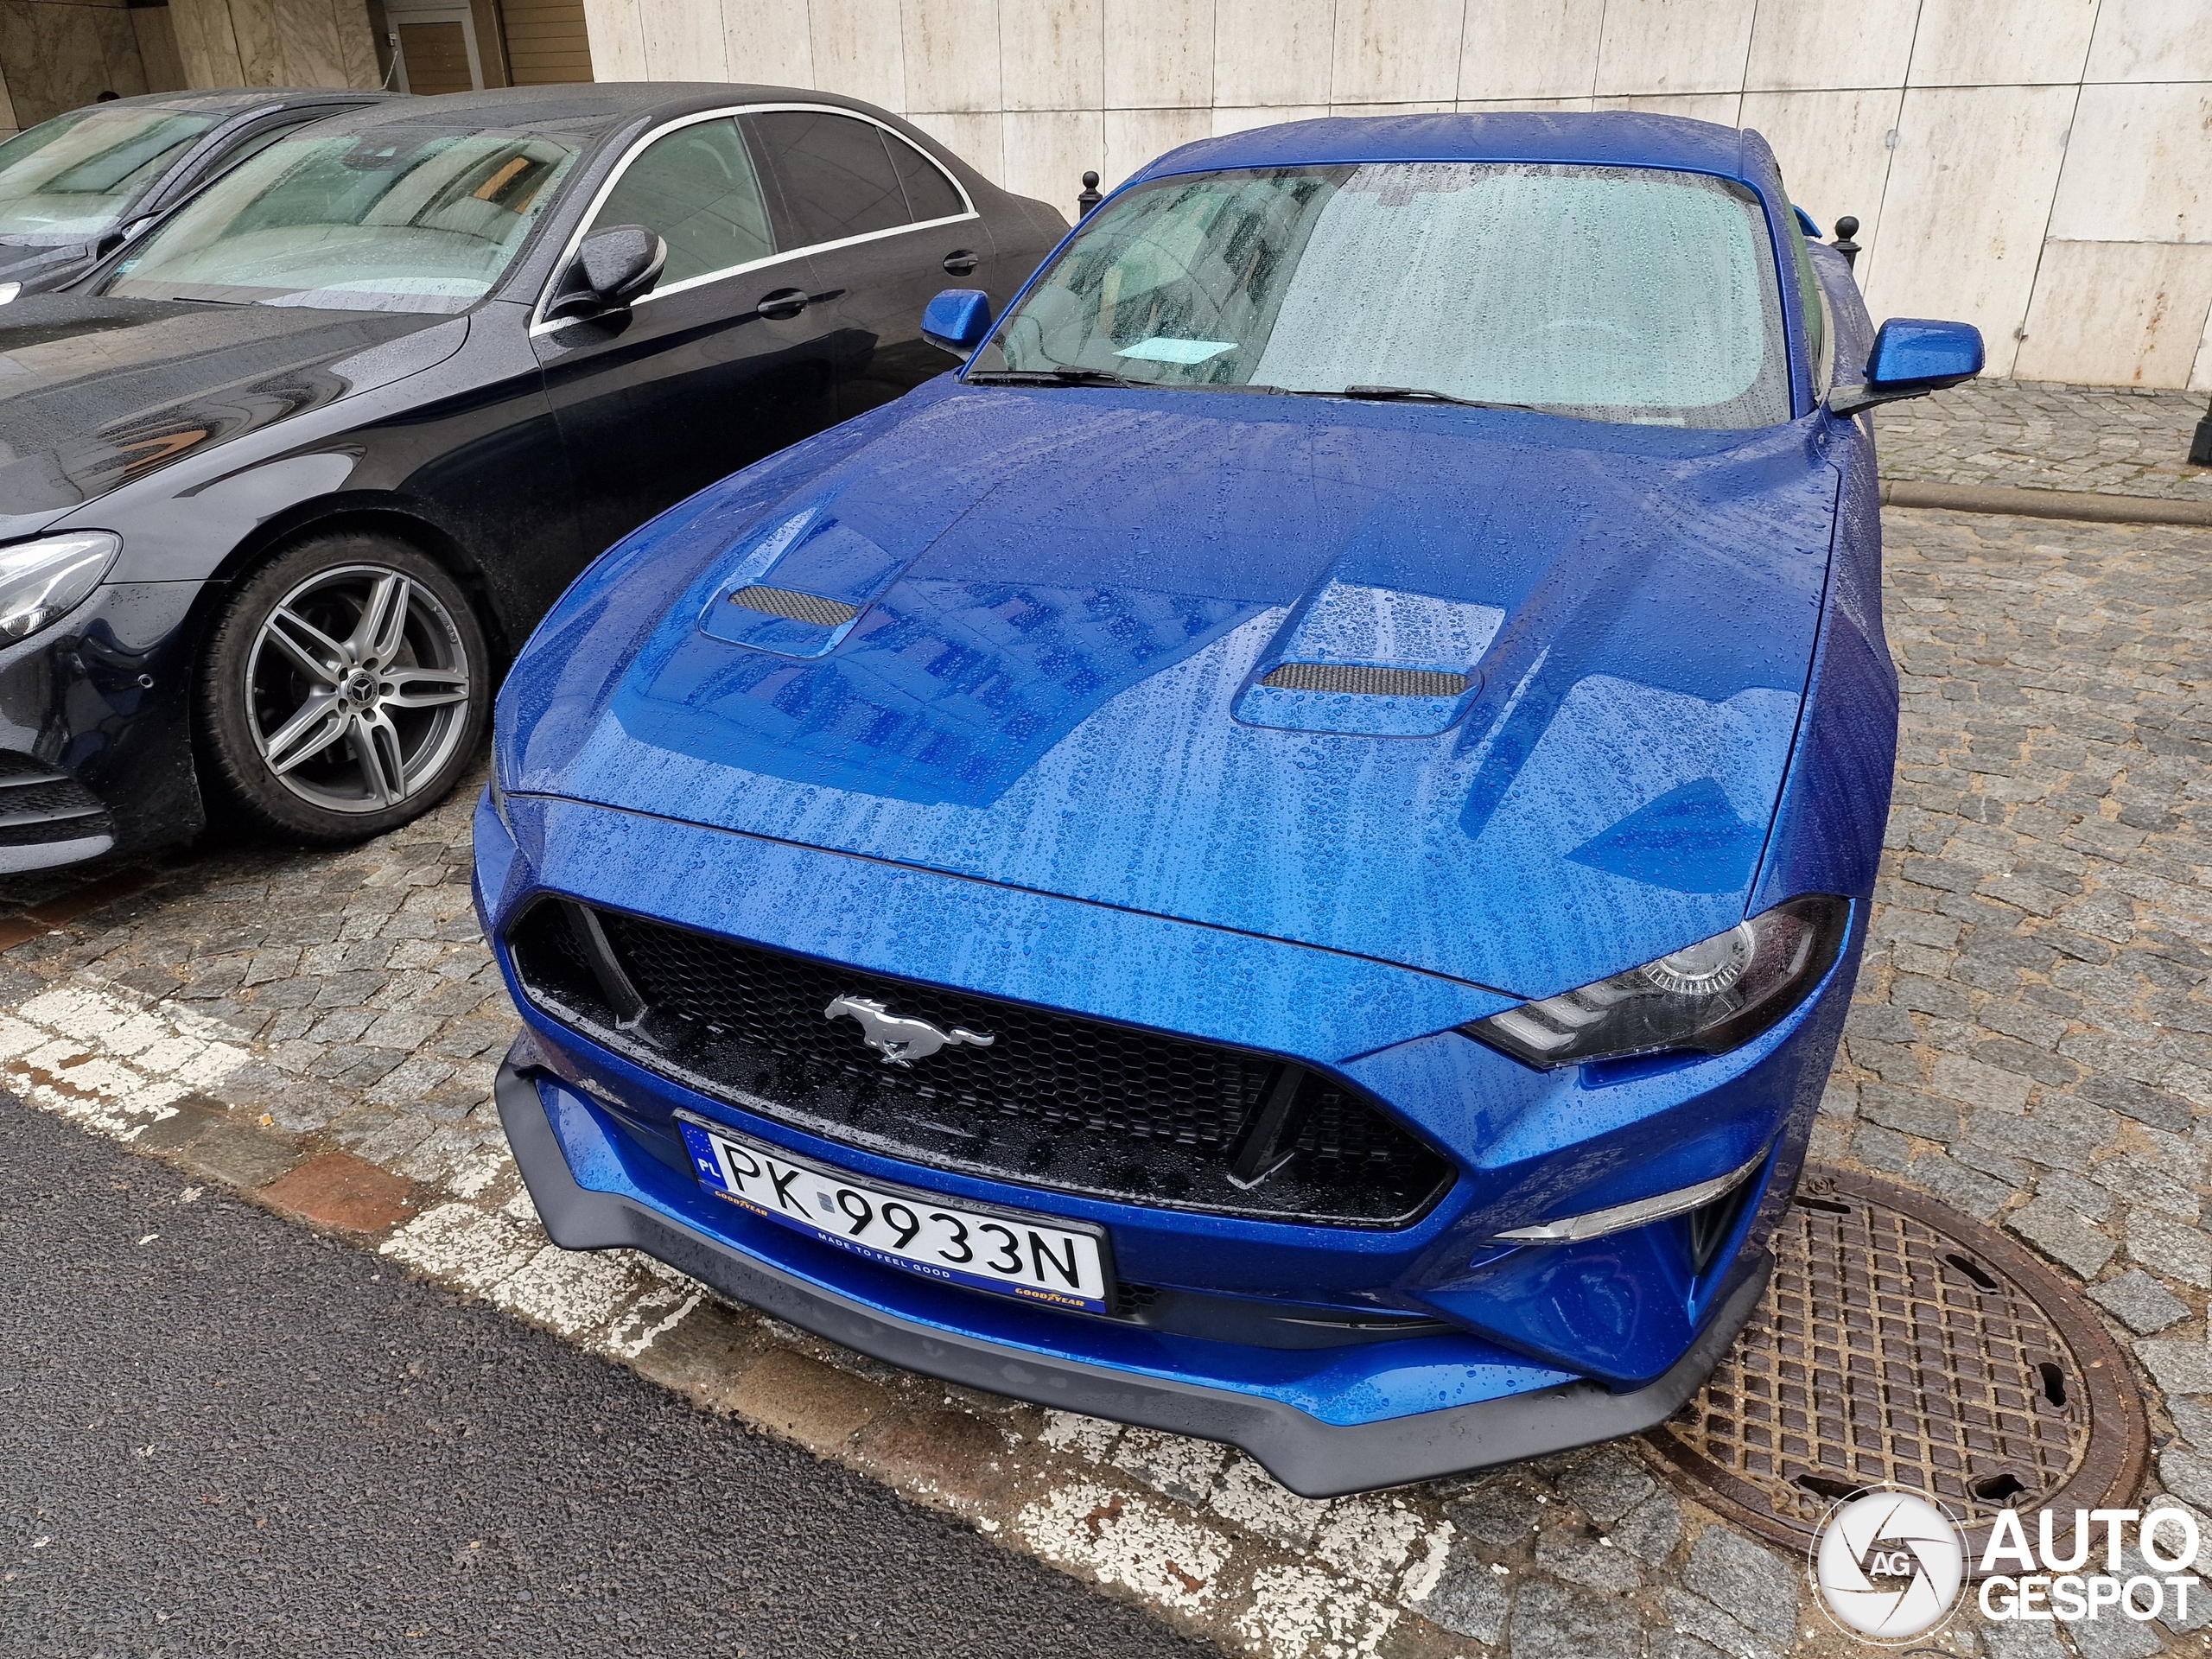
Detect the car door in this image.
<box><xmin>531</xmin><ymin>111</ymin><xmax>840</xmax><ymax>560</ymax></box>
<box><xmin>740</xmin><ymin>108</ymin><xmax>990</xmax><ymax>420</ymax></box>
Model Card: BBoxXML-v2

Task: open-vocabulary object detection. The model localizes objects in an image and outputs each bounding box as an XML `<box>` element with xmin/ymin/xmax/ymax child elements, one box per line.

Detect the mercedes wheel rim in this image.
<box><xmin>244</xmin><ymin>563</ymin><xmax>473</xmax><ymax>815</ymax></box>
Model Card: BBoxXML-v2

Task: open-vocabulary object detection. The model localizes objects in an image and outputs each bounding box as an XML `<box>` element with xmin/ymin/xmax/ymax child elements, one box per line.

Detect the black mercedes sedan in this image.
<box><xmin>0</xmin><ymin>85</ymin><xmax>1065</xmax><ymax>872</ymax></box>
<box><xmin>0</xmin><ymin>88</ymin><xmax>397</xmax><ymax>297</ymax></box>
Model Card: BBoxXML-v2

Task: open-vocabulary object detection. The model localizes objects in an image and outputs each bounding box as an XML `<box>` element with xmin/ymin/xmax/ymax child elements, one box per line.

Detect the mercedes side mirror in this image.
<box><xmin>546</xmin><ymin>223</ymin><xmax>668</xmax><ymax>322</ymax></box>
<box><xmin>1827</xmin><ymin>317</ymin><xmax>1983</xmax><ymax>416</ymax></box>
<box><xmin>923</xmin><ymin>288</ymin><xmax>992</xmax><ymax>355</ymax></box>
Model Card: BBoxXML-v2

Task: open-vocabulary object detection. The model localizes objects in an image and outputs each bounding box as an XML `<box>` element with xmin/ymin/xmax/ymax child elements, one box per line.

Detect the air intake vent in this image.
<box><xmin>1262</xmin><ymin>663</ymin><xmax>1470</xmax><ymax>697</ymax></box>
<box><xmin>505</xmin><ymin>899</ymin><xmax>1452</xmax><ymax>1228</ymax></box>
<box><xmin>728</xmin><ymin>585</ymin><xmax>860</xmax><ymax>627</ymax></box>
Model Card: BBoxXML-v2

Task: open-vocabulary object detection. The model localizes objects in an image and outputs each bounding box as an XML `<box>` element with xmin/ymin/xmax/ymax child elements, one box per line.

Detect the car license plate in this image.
<box><xmin>675</xmin><ymin>1114</ymin><xmax>1111</xmax><ymax>1314</ymax></box>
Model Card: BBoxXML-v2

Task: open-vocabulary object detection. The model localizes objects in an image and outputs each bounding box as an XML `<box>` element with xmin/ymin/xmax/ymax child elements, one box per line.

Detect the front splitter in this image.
<box><xmin>498</xmin><ymin>1058</ymin><xmax>1771</xmax><ymax>1497</ymax></box>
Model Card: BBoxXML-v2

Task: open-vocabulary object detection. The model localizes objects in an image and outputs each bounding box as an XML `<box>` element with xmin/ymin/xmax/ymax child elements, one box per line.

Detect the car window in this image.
<box><xmin>741</xmin><ymin>110</ymin><xmax>908</xmax><ymax>249</ymax></box>
<box><xmin>588</xmin><ymin>116</ymin><xmax>773</xmax><ymax>288</ymax></box>
<box><xmin>976</xmin><ymin>162</ymin><xmax>1792</xmax><ymax>429</ymax></box>
<box><xmin>885</xmin><ymin>130</ymin><xmax>963</xmax><ymax>224</ymax></box>
<box><xmin>0</xmin><ymin>105</ymin><xmax>219</xmax><ymax>241</ymax></box>
<box><xmin>105</xmin><ymin>126</ymin><xmax>579</xmax><ymax>314</ymax></box>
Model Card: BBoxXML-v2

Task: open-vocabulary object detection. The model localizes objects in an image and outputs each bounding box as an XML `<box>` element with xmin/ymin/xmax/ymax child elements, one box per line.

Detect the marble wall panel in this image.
<box><xmin>1212</xmin><ymin>0</ymin><xmax>1328</xmax><ymax>109</ymax></box>
<box><xmin>1328</xmin><ymin>0</ymin><xmax>1458</xmax><ymax>106</ymax></box>
<box><xmin>900</xmin><ymin>0</ymin><xmax>993</xmax><ymax>112</ymax></box>
<box><xmin>1591</xmin><ymin>90</ymin><xmax>1744</xmax><ymax>124</ymax></box>
<box><xmin>133</xmin><ymin>3</ymin><xmax>184</xmax><ymax>90</ymax></box>
<box><xmin>1741</xmin><ymin>0</ymin><xmax>1918</xmax><ymax>92</ymax></box>
<box><xmin>2084</xmin><ymin>0</ymin><xmax>2212</xmax><ymax>84</ymax></box>
<box><xmin>724</xmin><ymin>0</ymin><xmax>812</xmax><ymax>83</ymax></box>
<box><xmin>1000</xmin><ymin>0</ymin><xmax>1097</xmax><ymax>112</ymax></box>
<box><xmin>92</xmin><ymin>2</ymin><xmax>149</xmax><ymax>94</ymax></box>
<box><xmin>0</xmin><ymin>0</ymin><xmax>138</xmax><ymax>123</ymax></box>
<box><xmin>1211</xmin><ymin>101</ymin><xmax>1325</xmax><ymax>137</ymax></box>
<box><xmin>2047</xmin><ymin>82</ymin><xmax>2212</xmax><ymax>245</ymax></box>
<box><xmin>578</xmin><ymin>0</ymin><xmax>647</xmax><ymax>77</ymax></box>
<box><xmin>642</xmin><ymin>0</ymin><xmax>727</xmax><ymax>81</ymax></box>
<box><xmin>1740</xmin><ymin>87</ymin><xmax>1903</xmax><ymax>266</ymax></box>
<box><xmin>1327</xmin><ymin>99</ymin><xmax>1452</xmax><ymax>119</ymax></box>
<box><xmin>810</xmin><ymin>0</ymin><xmax>904</xmax><ymax>107</ymax></box>
<box><xmin>2015</xmin><ymin>240</ymin><xmax>2212</xmax><ymax>385</ymax></box>
<box><xmin>1001</xmin><ymin>105</ymin><xmax>1096</xmax><ymax>213</ymax></box>
<box><xmin>1593</xmin><ymin>0</ymin><xmax>1757</xmax><ymax>96</ymax></box>
<box><xmin>2193</xmin><ymin>308</ymin><xmax>2212</xmax><ymax>392</ymax></box>
<box><xmin>1102</xmin><ymin>102</ymin><xmax>1206</xmax><ymax>188</ymax></box>
<box><xmin>1103</xmin><ymin>0</ymin><xmax>1206</xmax><ymax>109</ymax></box>
<box><xmin>1456</xmin><ymin>97</ymin><xmax>1593</xmax><ymax>112</ymax></box>
<box><xmin>904</xmin><ymin>105</ymin><xmax>1000</xmax><ymax>177</ymax></box>
<box><xmin>274</xmin><ymin>0</ymin><xmax>352</xmax><ymax>85</ymax></box>
<box><xmin>1861</xmin><ymin>84</ymin><xmax>2076</xmax><ymax>373</ymax></box>
<box><xmin>1459</xmin><ymin>0</ymin><xmax>1599</xmax><ymax>101</ymax></box>
<box><xmin>168</xmin><ymin>0</ymin><xmax>244</xmax><ymax>87</ymax></box>
<box><xmin>1904</xmin><ymin>0</ymin><xmax>2099</xmax><ymax>87</ymax></box>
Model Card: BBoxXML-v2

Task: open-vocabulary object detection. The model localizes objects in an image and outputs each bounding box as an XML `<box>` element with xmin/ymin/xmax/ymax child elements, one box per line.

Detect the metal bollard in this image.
<box><xmin>2190</xmin><ymin>398</ymin><xmax>2212</xmax><ymax>467</ymax></box>
<box><xmin>1077</xmin><ymin>171</ymin><xmax>1102</xmax><ymax>219</ymax></box>
<box><xmin>1831</xmin><ymin>215</ymin><xmax>1860</xmax><ymax>270</ymax></box>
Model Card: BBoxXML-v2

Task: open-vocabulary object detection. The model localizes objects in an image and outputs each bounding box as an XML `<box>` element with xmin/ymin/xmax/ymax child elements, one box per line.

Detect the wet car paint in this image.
<box><xmin>479</xmin><ymin>113</ymin><xmax>1918</xmax><ymax>1445</ymax></box>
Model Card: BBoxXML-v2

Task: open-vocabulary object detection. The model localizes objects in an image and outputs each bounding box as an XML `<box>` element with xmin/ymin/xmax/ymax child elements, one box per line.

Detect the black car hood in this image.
<box><xmin>0</xmin><ymin>293</ymin><xmax>463</xmax><ymax>530</ymax></box>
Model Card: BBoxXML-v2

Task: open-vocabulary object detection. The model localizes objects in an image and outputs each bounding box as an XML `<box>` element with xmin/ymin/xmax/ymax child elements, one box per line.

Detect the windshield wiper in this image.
<box><xmin>1338</xmin><ymin>385</ymin><xmax>1543</xmax><ymax>413</ymax></box>
<box><xmin>965</xmin><ymin>366</ymin><xmax>1147</xmax><ymax>389</ymax></box>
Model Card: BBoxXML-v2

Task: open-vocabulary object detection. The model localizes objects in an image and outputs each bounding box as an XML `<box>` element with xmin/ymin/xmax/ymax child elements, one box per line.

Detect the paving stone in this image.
<box><xmin>1556</xmin><ymin>1447</ymin><xmax>1656</xmax><ymax>1528</ymax></box>
<box><xmin>2126</xmin><ymin>1209</ymin><xmax>2212</xmax><ymax>1289</ymax></box>
<box><xmin>1980</xmin><ymin>1618</ymin><xmax>2071</xmax><ymax>1659</ymax></box>
<box><xmin>2089</xmin><ymin>1270</ymin><xmax>2190</xmax><ymax>1335</ymax></box>
<box><xmin>1610</xmin><ymin>1487</ymin><xmax>1683</xmax><ymax>1568</ymax></box>
<box><xmin>2008</xmin><ymin>1200</ymin><xmax>2120</xmax><ymax>1279</ymax></box>
<box><xmin>2136</xmin><ymin>1338</ymin><xmax>2212</xmax><ymax>1396</ymax></box>
<box><xmin>1534</xmin><ymin>1526</ymin><xmax>1641</xmax><ymax>1592</ymax></box>
<box><xmin>173</xmin><ymin>1119</ymin><xmax>305</xmax><ymax>1189</ymax></box>
<box><xmin>1508</xmin><ymin>1577</ymin><xmax>1644</xmax><ymax>1659</ymax></box>
<box><xmin>1655</xmin><ymin>1587</ymin><xmax>1772</xmax><ymax>1659</ymax></box>
<box><xmin>1679</xmin><ymin>1528</ymin><xmax>1797</xmax><ymax>1652</ymax></box>
<box><xmin>259</xmin><ymin>1151</ymin><xmax>415</xmax><ymax>1232</ymax></box>
<box><xmin>2062</xmin><ymin>1610</ymin><xmax>2166</xmax><ymax>1659</ymax></box>
<box><xmin>1421</xmin><ymin>1553</ymin><xmax>1510</xmax><ymax>1647</ymax></box>
<box><xmin>1447</xmin><ymin>1480</ymin><xmax>1546</xmax><ymax>1551</ymax></box>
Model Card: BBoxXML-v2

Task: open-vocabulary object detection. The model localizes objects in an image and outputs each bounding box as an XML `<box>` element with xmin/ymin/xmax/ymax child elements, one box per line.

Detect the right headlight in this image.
<box><xmin>1465</xmin><ymin>893</ymin><xmax>1850</xmax><ymax>1068</ymax></box>
<box><xmin>0</xmin><ymin>530</ymin><xmax>120</xmax><ymax>643</ymax></box>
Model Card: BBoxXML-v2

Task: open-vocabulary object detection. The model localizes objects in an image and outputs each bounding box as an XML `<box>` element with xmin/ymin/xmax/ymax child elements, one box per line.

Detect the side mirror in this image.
<box><xmin>923</xmin><ymin>288</ymin><xmax>991</xmax><ymax>355</ymax></box>
<box><xmin>1827</xmin><ymin>317</ymin><xmax>1983</xmax><ymax>416</ymax></box>
<box><xmin>546</xmin><ymin>223</ymin><xmax>667</xmax><ymax>322</ymax></box>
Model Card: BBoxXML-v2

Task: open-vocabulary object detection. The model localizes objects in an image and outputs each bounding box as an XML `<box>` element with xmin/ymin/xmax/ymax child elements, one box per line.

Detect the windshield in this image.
<box><xmin>106</xmin><ymin>126</ymin><xmax>578</xmax><ymax>314</ymax></box>
<box><xmin>976</xmin><ymin>162</ymin><xmax>1792</xmax><ymax>428</ymax></box>
<box><xmin>0</xmin><ymin>105</ymin><xmax>219</xmax><ymax>242</ymax></box>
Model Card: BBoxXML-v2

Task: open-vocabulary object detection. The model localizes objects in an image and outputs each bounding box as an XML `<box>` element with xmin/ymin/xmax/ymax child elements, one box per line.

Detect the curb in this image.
<box><xmin>1880</xmin><ymin>478</ymin><xmax>2212</xmax><ymax>528</ymax></box>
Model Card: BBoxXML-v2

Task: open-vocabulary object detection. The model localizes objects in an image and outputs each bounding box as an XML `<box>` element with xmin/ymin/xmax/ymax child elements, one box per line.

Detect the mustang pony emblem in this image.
<box><xmin>823</xmin><ymin>994</ymin><xmax>995</xmax><ymax>1066</ymax></box>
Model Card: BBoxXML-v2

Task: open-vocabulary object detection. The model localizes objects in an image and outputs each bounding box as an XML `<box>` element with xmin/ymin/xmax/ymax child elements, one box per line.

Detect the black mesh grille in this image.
<box><xmin>507</xmin><ymin>899</ymin><xmax>1452</xmax><ymax>1227</ymax></box>
<box><xmin>1262</xmin><ymin>663</ymin><xmax>1470</xmax><ymax>697</ymax></box>
<box><xmin>728</xmin><ymin>585</ymin><xmax>860</xmax><ymax>627</ymax></box>
<box><xmin>0</xmin><ymin>760</ymin><xmax>110</xmax><ymax>845</ymax></box>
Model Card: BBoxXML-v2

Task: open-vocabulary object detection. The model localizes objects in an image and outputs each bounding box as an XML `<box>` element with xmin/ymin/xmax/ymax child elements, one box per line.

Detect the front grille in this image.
<box><xmin>728</xmin><ymin>585</ymin><xmax>860</xmax><ymax>626</ymax></box>
<box><xmin>1262</xmin><ymin>663</ymin><xmax>1470</xmax><ymax>697</ymax></box>
<box><xmin>507</xmin><ymin>899</ymin><xmax>1452</xmax><ymax>1227</ymax></box>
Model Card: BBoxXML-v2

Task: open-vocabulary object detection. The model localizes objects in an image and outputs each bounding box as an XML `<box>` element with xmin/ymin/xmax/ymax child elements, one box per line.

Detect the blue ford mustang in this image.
<box><xmin>473</xmin><ymin>113</ymin><xmax>1981</xmax><ymax>1495</ymax></box>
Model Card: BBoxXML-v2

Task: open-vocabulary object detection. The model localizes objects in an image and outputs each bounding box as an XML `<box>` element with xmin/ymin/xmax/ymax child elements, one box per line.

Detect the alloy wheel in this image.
<box><xmin>243</xmin><ymin>563</ymin><xmax>474</xmax><ymax>814</ymax></box>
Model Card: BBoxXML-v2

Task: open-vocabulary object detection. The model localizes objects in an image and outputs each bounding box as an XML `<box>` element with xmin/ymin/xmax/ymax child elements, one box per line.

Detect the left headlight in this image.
<box><xmin>1465</xmin><ymin>893</ymin><xmax>1850</xmax><ymax>1068</ymax></box>
<box><xmin>0</xmin><ymin>531</ymin><xmax>120</xmax><ymax>643</ymax></box>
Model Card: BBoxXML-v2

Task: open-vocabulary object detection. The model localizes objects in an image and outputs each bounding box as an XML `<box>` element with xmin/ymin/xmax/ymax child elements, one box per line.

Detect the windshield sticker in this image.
<box><xmin>1115</xmin><ymin>336</ymin><xmax>1236</xmax><ymax>364</ymax></box>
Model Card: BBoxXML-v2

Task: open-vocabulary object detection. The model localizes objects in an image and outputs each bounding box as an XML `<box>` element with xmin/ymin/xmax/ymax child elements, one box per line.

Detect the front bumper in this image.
<box><xmin>499</xmin><ymin>1055</ymin><xmax>1772</xmax><ymax>1497</ymax></box>
<box><xmin>0</xmin><ymin>579</ymin><xmax>205</xmax><ymax>872</ymax></box>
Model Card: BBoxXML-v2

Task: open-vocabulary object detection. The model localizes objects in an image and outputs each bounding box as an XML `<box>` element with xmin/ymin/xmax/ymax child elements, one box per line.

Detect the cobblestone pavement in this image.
<box><xmin>5</xmin><ymin>504</ymin><xmax>2212</xmax><ymax>1658</ymax></box>
<box><xmin>1878</xmin><ymin>378</ymin><xmax>2212</xmax><ymax>502</ymax></box>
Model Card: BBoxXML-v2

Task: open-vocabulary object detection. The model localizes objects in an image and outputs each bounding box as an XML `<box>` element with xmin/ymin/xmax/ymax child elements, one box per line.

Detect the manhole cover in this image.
<box><xmin>1648</xmin><ymin>1166</ymin><xmax>2147</xmax><ymax>1562</ymax></box>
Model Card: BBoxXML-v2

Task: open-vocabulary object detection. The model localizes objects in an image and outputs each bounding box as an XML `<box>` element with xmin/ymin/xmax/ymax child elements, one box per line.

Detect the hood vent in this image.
<box><xmin>729</xmin><ymin>585</ymin><xmax>860</xmax><ymax>627</ymax></box>
<box><xmin>1262</xmin><ymin>663</ymin><xmax>1470</xmax><ymax>698</ymax></box>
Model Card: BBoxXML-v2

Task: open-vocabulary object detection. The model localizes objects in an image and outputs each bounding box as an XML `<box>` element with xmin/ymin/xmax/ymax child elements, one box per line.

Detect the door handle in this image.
<box><xmin>941</xmin><ymin>250</ymin><xmax>979</xmax><ymax>276</ymax></box>
<box><xmin>755</xmin><ymin>288</ymin><xmax>809</xmax><ymax>321</ymax></box>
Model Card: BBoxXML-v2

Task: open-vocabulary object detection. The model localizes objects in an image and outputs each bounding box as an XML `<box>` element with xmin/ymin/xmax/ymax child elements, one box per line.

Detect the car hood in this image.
<box><xmin>0</xmin><ymin>293</ymin><xmax>465</xmax><ymax>533</ymax></box>
<box><xmin>503</xmin><ymin>383</ymin><xmax>1840</xmax><ymax>1001</ymax></box>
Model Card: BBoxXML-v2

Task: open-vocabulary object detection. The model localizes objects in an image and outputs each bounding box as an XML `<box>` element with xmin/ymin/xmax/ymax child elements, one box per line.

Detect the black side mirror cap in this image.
<box><xmin>1827</xmin><ymin>316</ymin><xmax>1983</xmax><ymax>416</ymax></box>
<box><xmin>546</xmin><ymin>223</ymin><xmax>668</xmax><ymax>321</ymax></box>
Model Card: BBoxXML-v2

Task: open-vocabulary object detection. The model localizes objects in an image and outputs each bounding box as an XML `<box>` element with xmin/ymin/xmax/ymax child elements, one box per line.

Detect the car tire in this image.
<box><xmin>195</xmin><ymin>532</ymin><xmax>489</xmax><ymax>845</ymax></box>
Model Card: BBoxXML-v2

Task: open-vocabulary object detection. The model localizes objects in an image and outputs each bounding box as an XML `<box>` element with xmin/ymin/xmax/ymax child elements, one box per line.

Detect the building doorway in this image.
<box><xmin>386</xmin><ymin>0</ymin><xmax>486</xmax><ymax>93</ymax></box>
